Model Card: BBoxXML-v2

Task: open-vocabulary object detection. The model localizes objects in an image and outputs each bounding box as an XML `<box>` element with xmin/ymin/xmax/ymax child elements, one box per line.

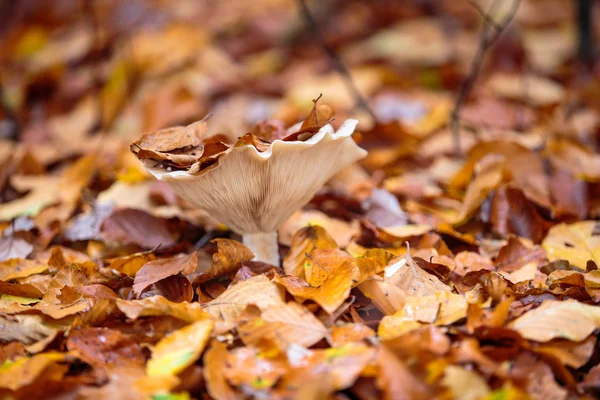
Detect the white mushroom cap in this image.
<box><xmin>143</xmin><ymin>119</ymin><xmax>367</xmax><ymax>234</ymax></box>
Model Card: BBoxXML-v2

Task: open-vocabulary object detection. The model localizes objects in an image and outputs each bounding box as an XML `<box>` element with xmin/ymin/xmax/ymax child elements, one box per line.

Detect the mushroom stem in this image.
<box><xmin>243</xmin><ymin>232</ymin><xmax>280</xmax><ymax>266</ymax></box>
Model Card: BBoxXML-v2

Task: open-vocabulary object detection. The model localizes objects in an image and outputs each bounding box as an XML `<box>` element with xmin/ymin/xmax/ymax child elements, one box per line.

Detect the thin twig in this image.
<box><xmin>296</xmin><ymin>0</ymin><xmax>376</xmax><ymax>120</ymax></box>
<box><xmin>468</xmin><ymin>0</ymin><xmax>502</xmax><ymax>33</ymax></box>
<box><xmin>450</xmin><ymin>0</ymin><xmax>520</xmax><ymax>155</ymax></box>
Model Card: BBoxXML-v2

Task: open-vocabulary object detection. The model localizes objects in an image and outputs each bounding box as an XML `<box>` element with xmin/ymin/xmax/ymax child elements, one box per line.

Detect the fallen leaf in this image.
<box><xmin>276</xmin><ymin>259</ymin><xmax>358</xmax><ymax>314</ymax></box>
<box><xmin>542</xmin><ymin>221</ymin><xmax>600</xmax><ymax>270</ymax></box>
<box><xmin>379</xmin><ymin>292</ymin><xmax>468</xmax><ymax>340</ymax></box>
<box><xmin>0</xmin><ymin>258</ymin><xmax>48</xmax><ymax>281</ymax></box>
<box><xmin>66</xmin><ymin>327</ymin><xmax>146</xmax><ymax>368</ymax></box>
<box><xmin>133</xmin><ymin>252</ymin><xmax>198</xmax><ymax>296</ymax></box>
<box><xmin>0</xmin><ymin>351</ymin><xmax>66</xmax><ymax>391</ymax></box>
<box><xmin>283</xmin><ymin>342</ymin><xmax>377</xmax><ymax>392</ymax></box>
<box><xmin>238</xmin><ymin>302</ymin><xmax>327</xmax><ymax>350</ymax></box>
<box><xmin>0</xmin><ymin>236</ymin><xmax>33</xmax><ymax>261</ymax></box>
<box><xmin>509</xmin><ymin>299</ymin><xmax>600</xmax><ymax>342</ymax></box>
<box><xmin>359</xmin><ymin>251</ymin><xmax>452</xmax><ymax>315</ymax></box>
<box><xmin>203</xmin><ymin>340</ymin><xmax>238</xmax><ymax>400</ymax></box>
<box><xmin>282</xmin><ymin>225</ymin><xmax>338</xmax><ymax>278</ymax></box>
<box><xmin>375</xmin><ymin>345</ymin><xmax>430</xmax><ymax>400</ymax></box>
<box><xmin>147</xmin><ymin>319</ymin><xmax>214</xmax><ymax>377</ymax></box>
<box><xmin>195</xmin><ymin>239</ymin><xmax>254</xmax><ymax>284</ymax></box>
<box><xmin>487</xmin><ymin>73</ymin><xmax>565</xmax><ymax>106</ymax></box>
<box><xmin>107</xmin><ymin>251</ymin><xmax>157</xmax><ymax>277</ymax></box>
<box><xmin>203</xmin><ymin>275</ymin><xmax>285</xmax><ymax>321</ymax></box>
<box><xmin>441</xmin><ymin>365</ymin><xmax>490</xmax><ymax>400</ymax></box>
<box><xmin>279</xmin><ymin>210</ymin><xmax>360</xmax><ymax>248</ymax></box>
<box><xmin>64</xmin><ymin>202</ymin><xmax>114</xmax><ymax>242</ymax></box>
<box><xmin>303</xmin><ymin>248</ymin><xmax>354</xmax><ymax>287</ymax></box>
<box><xmin>330</xmin><ymin>323</ymin><xmax>375</xmax><ymax>347</ymax></box>
<box><xmin>101</xmin><ymin>208</ymin><xmax>177</xmax><ymax>249</ymax></box>
<box><xmin>116</xmin><ymin>296</ymin><xmax>208</xmax><ymax>323</ymax></box>
<box><xmin>535</xmin><ymin>335</ymin><xmax>596</xmax><ymax>368</ymax></box>
<box><xmin>0</xmin><ymin>313</ymin><xmax>61</xmax><ymax>345</ymax></box>
<box><xmin>223</xmin><ymin>347</ymin><xmax>287</xmax><ymax>390</ymax></box>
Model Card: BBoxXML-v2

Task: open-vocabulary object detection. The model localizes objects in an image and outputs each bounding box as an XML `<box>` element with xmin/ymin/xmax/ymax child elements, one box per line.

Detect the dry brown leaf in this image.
<box><xmin>303</xmin><ymin>248</ymin><xmax>354</xmax><ymax>287</ymax></box>
<box><xmin>535</xmin><ymin>336</ymin><xmax>596</xmax><ymax>368</ymax></box>
<box><xmin>134</xmin><ymin>120</ymin><xmax>208</xmax><ymax>153</ymax></box>
<box><xmin>509</xmin><ymin>299</ymin><xmax>600</xmax><ymax>342</ymax></box>
<box><xmin>0</xmin><ymin>313</ymin><xmax>61</xmax><ymax>346</ymax></box>
<box><xmin>379</xmin><ymin>292</ymin><xmax>467</xmax><ymax>340</ymax></box>
<box><xmin>330</xmin><ymin>323</ymin><xmax>375</xmax><ymax>347</ymax></box>
<box><xmin>375</xmin><ymin>345</ymin><xmax>430</xmax><ymax>400</ymax></box>
<box><xmin>238</xmin><ymin>302</ymin><xmax>327</xmax><ymax>350</ymax></box>
<box><xmin>133</xmin><ymin>252</ymin><xmax>198</xmax><ymax>296</ymax></box>
<box><xmin>0</xmin><ymin>237</ymin><xmax>33</xmax><ymax>262</ymax></box>
<box><xmin>116</xmin><ymin>296</ymin><xmax>208</xmax><ymax>323</ymax></box>
<box><xmin>283</xmin><ymin>342</ymin><xmax>377</xmax><ymax>392</ymax></box>
<box><xmin>223</xmin><ymin>347</ymin><xmax>287</xmax><ymax>391</ymax></box>
<box><xmin>359</xmin><ymin>251</ymin><xmax>452</xmax><ymax>315</ymax></box>
<box><xmin>66</xmin><ymin>327</ymin><xmax>146</xmax><ymax>368</ymax></box>
<box><xmin>101</xmin><ymin>208</ymin><xmax>177</xmax><ymax>249</ymax></box>
<box><xmin>195</xmin><ymin>239</ymin><xmax>254</xmax><ymax>284</ymax></box>
<box><xmin>203</xmin><ymin>340</ymin><xmax>238</xmax><ymax>400</ymax></box>
<box><xmin>203</xmin><ymin>275</ymin><xmax>285</xmax><ymax>321</ymax></box>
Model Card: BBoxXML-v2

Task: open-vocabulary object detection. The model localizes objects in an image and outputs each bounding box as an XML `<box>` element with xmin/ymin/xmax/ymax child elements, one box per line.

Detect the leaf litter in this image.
<box><xmin>1</xmin><ymin>1</ymin><xmax>600</xmax><ymax>399</ymax></box>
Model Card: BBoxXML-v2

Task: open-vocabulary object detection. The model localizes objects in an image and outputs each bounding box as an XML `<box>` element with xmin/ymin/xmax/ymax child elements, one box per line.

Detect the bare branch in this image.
<box><xmin>450</xmin><ymin>0</ymin><xmax>520</xmax><ymax>155</ymax></box>
<box><xmin>296</xmin><ymin>0</ymin><xmax>376</xmax><ymax>120</ymax></box>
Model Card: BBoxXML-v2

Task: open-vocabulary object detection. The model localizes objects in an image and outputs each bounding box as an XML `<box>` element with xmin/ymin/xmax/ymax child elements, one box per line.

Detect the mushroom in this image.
<box><xmin>141</xmin><ymin>119</ymin><xmax>366</xmax><ymax>265</ymax></box>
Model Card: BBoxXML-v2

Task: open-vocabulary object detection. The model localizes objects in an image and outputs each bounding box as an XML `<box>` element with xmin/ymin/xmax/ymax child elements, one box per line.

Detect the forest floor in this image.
<box><xmin>1</xmin><ymin>0</ymin><xmax>600</xmax><ymax>399</ymax></box>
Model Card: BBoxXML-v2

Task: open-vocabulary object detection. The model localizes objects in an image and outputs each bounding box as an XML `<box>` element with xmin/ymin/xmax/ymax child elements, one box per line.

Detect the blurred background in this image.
<box><xmin>0</xmin><ymin>0</ymin><xmax>599</xmax><ymax>220</ymax></box>
<box><xmin>0</xmin><ymin>0</ymin><xmax>598</xmax><ymax>143</ymax></box>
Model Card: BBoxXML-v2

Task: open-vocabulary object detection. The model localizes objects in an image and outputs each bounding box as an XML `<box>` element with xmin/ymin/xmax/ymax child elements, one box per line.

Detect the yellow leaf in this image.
<box><xmin>147</xmin><ymin>319</ymin><xmax>214</xmax><ymax>377</ymax></box>
<box><xmin>108</xmin><ymin>251</ymin><xmax>157</xmax><ymax>277</ymax></box>
<box><xmin>283</xmin><ymin>225</ymin><xmax>338</xmax><ymax>278</ymax></box>
<box><xmin>542</xmin><ymin>221</ymin><xmax>600</xmax><ymax>270</ymax></box>
<box><xmin>0</xmin><ymin>352</ymin><xmax>65</xmax><ymax>391</ymax></box>
<box><xmin>441</xmin><ymin>365</ymin><xmax>490</xmax><ymax>400</ymax></box>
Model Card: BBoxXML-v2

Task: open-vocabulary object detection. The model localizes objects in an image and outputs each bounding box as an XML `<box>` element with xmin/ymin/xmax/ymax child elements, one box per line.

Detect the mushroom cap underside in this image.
<box><xmin>143</xmin><ymin>119</ymin><xmax>367</xmax><ymax>233</ymax></box>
